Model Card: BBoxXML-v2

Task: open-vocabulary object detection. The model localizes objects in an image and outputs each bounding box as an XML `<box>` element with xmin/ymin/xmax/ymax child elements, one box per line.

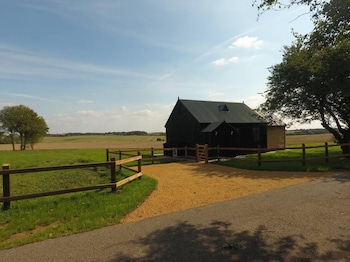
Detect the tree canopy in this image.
<box><xmin>253</xmin><ymin>0</ymin><xmax>328</xmax><ymax>16</ymax></box>
<box><xmin>0</xmin><ymin>105</ymin><xmax>49</xmax><ymax>150</ymax></box>
<box><xmin>259</xmin><ymin>0</ymin><xmax>350</xmax><ymax>153</ymax></box>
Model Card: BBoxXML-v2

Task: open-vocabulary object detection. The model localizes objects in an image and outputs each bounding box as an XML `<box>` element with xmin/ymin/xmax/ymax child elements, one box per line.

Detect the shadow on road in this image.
<box><xmin>110</xmin><ymin>220</ymin><xmax>349</xmax><ymax>261</ymax></box>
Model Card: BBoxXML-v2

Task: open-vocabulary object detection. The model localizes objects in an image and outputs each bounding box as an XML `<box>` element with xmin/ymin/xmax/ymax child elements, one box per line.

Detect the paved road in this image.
<box><xmin>1</xmin><ymin>173</ymin><xmax>349</xmax><ymax>261</ymax></box>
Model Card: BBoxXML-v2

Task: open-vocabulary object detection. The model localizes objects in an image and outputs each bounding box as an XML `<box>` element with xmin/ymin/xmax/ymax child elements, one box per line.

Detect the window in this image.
<box><xmin>218</xmin><ymin>104</ymin><xmax>229</xmax><ymax>112</ymax></box>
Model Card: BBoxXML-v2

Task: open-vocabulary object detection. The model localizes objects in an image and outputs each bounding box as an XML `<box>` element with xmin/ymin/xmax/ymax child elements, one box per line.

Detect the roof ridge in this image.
<box><xmin>179</xmin><ymin>98</ymin><xmax>244</xmax><ymax>105</ymax></box>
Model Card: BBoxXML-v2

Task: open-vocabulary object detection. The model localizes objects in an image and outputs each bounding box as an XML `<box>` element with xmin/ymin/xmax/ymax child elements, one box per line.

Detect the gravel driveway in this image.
<box><xmin>122</xmin><ymin>162</ymin><xmax>340</xmax><ymax>223</ymax></box>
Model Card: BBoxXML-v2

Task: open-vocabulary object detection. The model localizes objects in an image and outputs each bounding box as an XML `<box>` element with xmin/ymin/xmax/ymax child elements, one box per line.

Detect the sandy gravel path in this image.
<box><xmin>121</xmin><ymin>162</ymin><xmax>337</xmax><ymax>223</ymax></box>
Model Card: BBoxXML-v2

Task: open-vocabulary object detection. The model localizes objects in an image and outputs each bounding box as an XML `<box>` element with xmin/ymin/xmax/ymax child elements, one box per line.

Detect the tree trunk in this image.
<box><xmin>20</xmin><ymin>134</ymin><xmax>25</xmax><ymax>151</ymax></box>
<box><xmin>10</xmin><ymin>134</ymin><xmax>15</xmax><ymax>151</ymax></box>
<box><xmin>340</xmin><ymin>132</ymin><xmax>350</xmax><ymax>156</ymax></box>
<box><xmin>341</xmin><ymin>143</ymin><xmax>350</xmax><ymax>156</ymax></box>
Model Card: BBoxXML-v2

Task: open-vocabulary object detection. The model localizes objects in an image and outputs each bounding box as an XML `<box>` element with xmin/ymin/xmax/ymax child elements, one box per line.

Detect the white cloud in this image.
<box><xmin>0</xmin><ymin>44</ymin><xmax>157</xmax><ymax>81</ymax></box>
<box><xmin>212</xmin><ymin>56</ymin><xmax>239</xmax><ymax>66</ymax></box>
<box><xmin>2</xmin><ymin>93</ymin><xmax>57</xmax><ymax>103</ymax></box>
<box><xmin>229</xmin><ymin>36</ymin><xmax>263</xmax><ymax>49</ymax></box>
<box><xmin>208</xmin><ymin>91</ymin><xmax>224</xmax><ymax>97</ymax></box>
<box><xmin>241</xmin><ymin>94</ymin><xmax>265</xmax><ymax>109</ymax></box>
<box><xmin>48</xmin><ymin>104</ymin><xmax>173</xmax><ymax>133</ymax></box>
<box><xmin>78</xmin><ymin>99</ymin><xmax>94</xmax><ymax>104</ymax></box>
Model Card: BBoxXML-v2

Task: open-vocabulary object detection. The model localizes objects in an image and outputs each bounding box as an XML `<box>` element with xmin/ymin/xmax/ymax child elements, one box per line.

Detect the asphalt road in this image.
<box><xmin>1</xmin><ymin>173</ymin><xmax>349</xmax><ymax>261</ymax></box>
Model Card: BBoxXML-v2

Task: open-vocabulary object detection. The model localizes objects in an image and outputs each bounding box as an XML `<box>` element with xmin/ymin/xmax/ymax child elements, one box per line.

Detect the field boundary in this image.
<box><xmin>108</xmin><ymin>142</ymin><xmax>350</xmax><ymax>166</ymax></box>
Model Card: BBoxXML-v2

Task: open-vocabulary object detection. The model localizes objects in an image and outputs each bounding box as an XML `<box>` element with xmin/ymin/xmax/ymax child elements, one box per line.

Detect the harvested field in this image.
<box><xmin>0</xmin><ymin>133</ymin><xmax>333</xmax><ymax>151</ymax></box>
<box><xmin>121</xmin><ymin>162</ymin><xmax>338</xmax><ymax>223</ymax></box>
<box><xmin>0</xmin><ymin>139</ymin><xmax>164</xmax><ymax>151</ymax></box>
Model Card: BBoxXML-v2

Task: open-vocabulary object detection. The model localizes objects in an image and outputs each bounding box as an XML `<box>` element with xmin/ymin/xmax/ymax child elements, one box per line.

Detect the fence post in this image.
<box><xmin>325</xmin><ymin>142</ymin><xmax>329</xmax><ymax>163</ymax></box>
<box><xmin>2</xmin><ymin>164</ymin><xmax>10</xmax><ymax>210</ymax></box>
<box><xmin>110</xmin><ymin>158</ymin><xmax>116</xmax><ymax>193</ymax></box>
<box><xmin>302</xmin><ymin>143</ymin><xmax>306</xmax><ymax>166</ymax></box>
<box><xmin>257</xmin><ymin>145</ymin><xmax>262</xmax><ymax>166</ymax></box>
<box><xmin>195</xmin><ymin>144</ymin><xmax>199</xmax><ymax>162</ymax></box>
<box><xmin>151</xmin><ymin>147</ymin><xmax>154</xmax><ymax>164</ymax></box>
<box><xmin>217</xmin><ymin>145</ymin><xmax>220</xmax><ymax>162</ymax></box>
<box><xmin>119</xmin><ymin>150</ymin><xmax>122</xmax><ymax>171</ymax></box>
<box><xmin>205</xmin><ymin>144</ymin><xmax>208</xmax><ymax>164</ymax></box>
<box><xmin>106</xmin><ymin>149</ymin><xmax>109</xmax><ymax>161</ymax></box>
<box><xmin>185</xmin><ymin>146</ymin><xmax>188</xmax><ymax>160</ymax></box>
<box><xmin>137</xmin><ymin>151</ymin><xmax>142</xmax><ymax>180</ymax></box>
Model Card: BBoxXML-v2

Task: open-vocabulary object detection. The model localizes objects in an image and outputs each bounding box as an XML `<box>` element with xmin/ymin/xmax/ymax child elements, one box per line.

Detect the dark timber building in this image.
<box><xmin>164</xmin><ymin>99</ymin><xmax>285</xmax><ymax>156</ymax></box>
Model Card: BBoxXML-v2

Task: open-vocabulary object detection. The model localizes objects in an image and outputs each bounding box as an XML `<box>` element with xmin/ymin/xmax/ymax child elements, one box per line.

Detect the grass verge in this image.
<box><xmin>0</xmin><ymin>149</ymin><xmax>157</xmax><ymax>249</ymax></box>
<box><xmin>216</xmin><ymin>144</ymin><xmax>350</xmax><ymax>172</ymax></box>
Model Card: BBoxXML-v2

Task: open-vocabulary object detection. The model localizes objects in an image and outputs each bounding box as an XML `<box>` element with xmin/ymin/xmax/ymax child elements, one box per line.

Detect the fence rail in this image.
<box><xmin>107</xmin><ymin>147</ymin><xmax>196</xmax><ymax>164</ymax></box>
<box><xmin>1</xmin><ymin>153</ymin><xmax>142</xmax><ymax>210</ymax></box>
<box><xmin>210</xmin><ymin>142</ymin><xmax>350</xmax><ymax>166</ymax></box>
<box><xmin>107</xmin><ymin>142</ymin><xmax>350</xmax><ymax>167</ymax></box>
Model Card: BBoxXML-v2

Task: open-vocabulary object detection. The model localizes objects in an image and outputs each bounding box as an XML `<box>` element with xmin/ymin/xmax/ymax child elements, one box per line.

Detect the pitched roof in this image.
<box><xmin>179</xmin><ymin>99</ymin><xmax>266</xmax><ymax>124</ymax></box>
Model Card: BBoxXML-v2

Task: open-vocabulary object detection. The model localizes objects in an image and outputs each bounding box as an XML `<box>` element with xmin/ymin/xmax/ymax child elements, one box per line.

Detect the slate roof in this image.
<box><xmin>179</xmin><ymin>99</ymin><xmax>266</xmax><ymax>124</ymax></box>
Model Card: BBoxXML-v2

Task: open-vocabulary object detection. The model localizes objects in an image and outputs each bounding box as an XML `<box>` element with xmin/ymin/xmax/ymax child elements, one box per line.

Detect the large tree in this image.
<box><xmin>260</xmin><ymin>0</ymin><xmax>350</xmax><ymax>153</ymax></box>
<box><xmin>0</xmin><ymin>105</ymin><xmax>49</xmax><ymax>150</ymax></box>
<box><xmin>253</xmin><ymin>0</ymin><xmax>327</xmax><ymax>16</ymax></box>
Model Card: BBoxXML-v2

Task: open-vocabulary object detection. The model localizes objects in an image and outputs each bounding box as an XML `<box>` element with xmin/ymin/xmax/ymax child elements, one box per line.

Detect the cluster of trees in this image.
<box><xmin>286</xmin><ymin>129</ymin><xmax>330</xmax><ymax>136</ymax></box>
<box><xmin>255</xmin><ymin>0</ymin><xmax>350</xmax><ymax>153</ymax></box>
<box><xmin>0</xmin><ymin>105</ymin><xmax>48</xmax><ymax>150</ymax></box>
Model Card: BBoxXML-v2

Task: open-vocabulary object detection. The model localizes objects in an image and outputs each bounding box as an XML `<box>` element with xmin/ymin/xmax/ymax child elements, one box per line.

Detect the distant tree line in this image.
<box><xmin>286</xmin><ymin>129</ymin><xmax>330</xmax><ymax>136</ymax></box>
<box><xmin>47</xmin><ymin>131</ymin><xmax>166</xmax><ymax>137</ymax></box>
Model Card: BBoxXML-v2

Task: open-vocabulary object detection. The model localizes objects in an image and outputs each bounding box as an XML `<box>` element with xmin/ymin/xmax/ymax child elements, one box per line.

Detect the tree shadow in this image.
<box><xmin>319</xmin><ymin>173</ymin><xmax>350</xmax><ymax>183</ymax></box>
<box><xmin>110</xmin><ymin>221</ymin><xmax>349</xmax><ymax>261</ymax></box>
<box><xmin>181</xmin><ymin>161</ymin><xmax>344</xmax><ymax>180</ymax></box>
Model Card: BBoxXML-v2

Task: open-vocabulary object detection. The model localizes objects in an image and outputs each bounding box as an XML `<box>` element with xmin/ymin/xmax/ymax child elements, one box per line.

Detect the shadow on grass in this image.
<box><xmin>111</xmin><ymin>221</ymin><xmax>349</xmax><ymax>261</ymax></box>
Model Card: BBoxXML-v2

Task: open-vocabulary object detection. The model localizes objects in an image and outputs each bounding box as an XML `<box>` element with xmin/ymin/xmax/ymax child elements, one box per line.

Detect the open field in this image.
<box><xmin>0</xmin><ymin>133</ymin><xmax>334</xmax><ymax>151</ymax></box>
<box><xmin>0</xmin><ymin>135</ymin><xmax>166</xmax><ymax>151</ymax></box>
<box><xmin>285</xmin><ymin>133</ymin><xmax>334</xmax><ymax>146</ymax></box>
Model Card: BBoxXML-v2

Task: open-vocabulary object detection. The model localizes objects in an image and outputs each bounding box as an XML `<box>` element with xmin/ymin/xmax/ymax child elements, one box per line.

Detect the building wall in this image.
<box><xmin>267</xmin><ymin>126</ymin><xmax>285</xmax><ymax>149</ymax></box>
<box><xmin>206</xmin><ymin>123</ymin><xmax>267</xmax><ymax>148</ymax></box>
<box><xmin>165</xmin><ymin>101</ymin><xmax>200</xmax><ymax>147</ymax></box>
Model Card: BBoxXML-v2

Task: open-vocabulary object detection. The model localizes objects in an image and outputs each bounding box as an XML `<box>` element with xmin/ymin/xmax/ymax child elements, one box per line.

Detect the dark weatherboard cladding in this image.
<box><xmin>164</xmin><ymin>99</ymin><xmax>275</xmax><ymax>156</ymax></box>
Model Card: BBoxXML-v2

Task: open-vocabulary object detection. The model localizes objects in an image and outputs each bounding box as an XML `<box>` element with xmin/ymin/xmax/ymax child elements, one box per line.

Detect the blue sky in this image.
<box><xmin>0</xmin><ymin>0</ymin><xmax>318</xmax><ymax>133</ymax></box>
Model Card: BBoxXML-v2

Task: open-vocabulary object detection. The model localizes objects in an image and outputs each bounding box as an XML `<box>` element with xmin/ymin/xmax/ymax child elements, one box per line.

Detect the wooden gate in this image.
<box><xmin>196</xmin><ymin>144</ymin><xmax>208</xmax><ymax>163</ymax></box>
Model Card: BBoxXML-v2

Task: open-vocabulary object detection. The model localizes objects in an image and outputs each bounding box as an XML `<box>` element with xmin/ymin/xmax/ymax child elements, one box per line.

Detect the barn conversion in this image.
<box><xmin>164</xmin><ymin>99</ymin><xmax>285</xmax><ymax>156</ymax></box>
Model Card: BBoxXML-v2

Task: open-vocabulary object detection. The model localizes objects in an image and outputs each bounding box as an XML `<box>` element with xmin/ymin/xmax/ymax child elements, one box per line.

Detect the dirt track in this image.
<box><xmin>121</xmin><ymin>162</ymin><xmax>337</xmax><ymax>223</ymax></box>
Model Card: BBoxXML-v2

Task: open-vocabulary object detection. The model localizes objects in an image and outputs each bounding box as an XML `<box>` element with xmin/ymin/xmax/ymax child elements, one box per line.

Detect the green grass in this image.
<box><xmin>216</xmin><ymin>144</ymin><xmax>350</xmax><ymax>172</ymax></box>
<box><xmin>0</xmin><ymin>149</ymin><xmax>157</xmax><ymax>249</ymax></box>
<box><xmin>108</xmin><ymin>149</ymin><xmax>181</xmax><ymax>166</ymax></box>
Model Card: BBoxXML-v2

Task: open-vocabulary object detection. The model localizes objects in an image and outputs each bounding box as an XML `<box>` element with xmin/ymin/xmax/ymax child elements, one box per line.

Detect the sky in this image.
<box><xmin>0</xmin><ymin>0</ymin><xmax>320</xmax><ymax>134</ymax></box>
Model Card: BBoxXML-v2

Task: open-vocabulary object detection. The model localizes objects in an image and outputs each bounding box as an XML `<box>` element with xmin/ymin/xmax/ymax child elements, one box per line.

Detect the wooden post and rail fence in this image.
<box><xmin>212</xmin><ymin>142</ymin><xmax>350</xmax><ymax>166</ymax></box>
<box><xmin>107</xmin><ymin>142</ymin><xmax>350</xmax><ymax>167</ymax></box>
<box><xmin>0</xmin><ymin>153</ymin><xmax>142</xmax><ymax>211</ymax></box>
<box><xmin>2</xmin><ymin>142</ymin><xmax>349</xmax><ymax>210</ymax></box>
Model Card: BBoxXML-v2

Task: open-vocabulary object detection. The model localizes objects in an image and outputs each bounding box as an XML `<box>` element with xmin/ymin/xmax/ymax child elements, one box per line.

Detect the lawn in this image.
<box><xmin>216</xmin><ymin>133</ymin><xmax>350</xmax><ymax>172</ymax></box>
<box><xmin>0</xmin><ymin>149</ymin><xmax>157</xmax><ymax>249</ymax></box>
